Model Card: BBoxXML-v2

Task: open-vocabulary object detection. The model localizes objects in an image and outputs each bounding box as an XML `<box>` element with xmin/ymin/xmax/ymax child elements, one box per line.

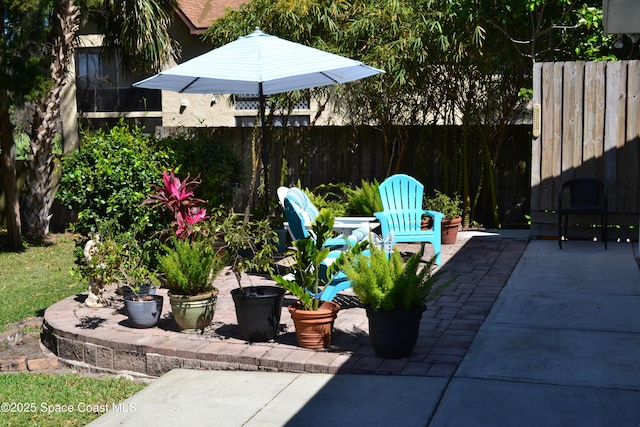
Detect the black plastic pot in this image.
<box><xmin>231</xmin><ymin>286</ymin><xmax>285</xmax><ymax>342</ymax></box>
<box><xmin>365</xmin><ymin>305</ymin><xmax>426</xmax><ymax>359</ymax></box>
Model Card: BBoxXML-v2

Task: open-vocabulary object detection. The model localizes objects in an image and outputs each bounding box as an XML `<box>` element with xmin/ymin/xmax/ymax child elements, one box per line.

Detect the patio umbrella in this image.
<box><xmin>133</xmin><ymin>28</ymin><xmax>384</xmax><ymax>209</ymax></box>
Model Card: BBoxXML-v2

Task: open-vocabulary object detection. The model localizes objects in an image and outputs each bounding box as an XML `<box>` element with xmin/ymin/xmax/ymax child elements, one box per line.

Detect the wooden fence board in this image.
<box><xmin>604</xmin><ymin>61</ymin><xmax>625</xmax><ymax>211</ymax></box>
<box><xmin>532</xmin><ymin>60</ymin><xmax>640</xmax><ymax>239</ymax></box>
<box><xmin>626</xmin><ymin>62</ymin><xmax>640</xmax><ymax>213</ymax></box>
<box><xmin>531</xmin><ymin>63</ymin><xmax>543</xmax><ymax>210</ymax></box>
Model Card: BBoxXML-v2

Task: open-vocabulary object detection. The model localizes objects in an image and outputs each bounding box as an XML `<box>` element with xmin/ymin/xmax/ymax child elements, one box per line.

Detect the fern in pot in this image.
<box><xmin>342</xmin><ymin>244</ymin><xmax>451</xmax><ymax>358</ymax></box>
<box><xmin>158</xmin><ymin>237</ymin><xmax>225</xmax><ymax>332</ymax></box>
<box><xmin>146</xmin><ymin>170</ymin><xmax>222</xmax><ymax>332</ymax></box>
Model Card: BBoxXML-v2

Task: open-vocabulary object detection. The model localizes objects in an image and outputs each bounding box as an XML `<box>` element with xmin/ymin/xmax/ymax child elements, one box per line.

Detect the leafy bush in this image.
<box><xmin>342</xmin><ymin>245</ymin><xmax>449</xmax><ymax>311</ymax></box>
<box><xmin>158</xmin><ymin>129</ymin><xmax>244</xmax><ymax>207</ymax></box>
<box><xmin>157</xmin><ymin>237</ymin><xmax>224</xmax><ymax>296</ymax></box>
<box><xmin>306</xmin><ymin>183</ymin><xmax>349</xmax><ymax>217</ymax></box>
<box><xmin>345</xmin><ymin>179</ymin><xmax>383</xmax><ymax>215</ymax></box>
<box><xmin>57</xmin><ymin>121</ymin><xmax>172</xmax><ymax>237</ymax></box>
<box><xmin>424</xmin><ymin>190</ymin><xmax>462</xmax><ymax>220</ymax></box>
<box><xmin>72</xmin><ymin>219</ymin><xmax>161</xmax><ymax>296</ymax></box>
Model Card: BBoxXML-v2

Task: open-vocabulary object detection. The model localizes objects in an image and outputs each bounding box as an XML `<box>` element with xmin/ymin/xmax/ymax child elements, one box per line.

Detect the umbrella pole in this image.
<box><xmin>259</xmin><ymin>83</ymin><xmax>270</xmax><ymax>216</ymax></box>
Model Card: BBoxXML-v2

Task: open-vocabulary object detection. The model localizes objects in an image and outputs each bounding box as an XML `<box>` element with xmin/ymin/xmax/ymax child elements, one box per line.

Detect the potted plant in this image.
<box><xmin>145</xmin><ymin>170</ymin><xmax>221</xmax><ymax>332</ymax></box>
<box><xmin>221</xmin><ymin>212</ymin><xmax>284</xmax><ymax>342</ymax></box>
<box><xmin>75</xmin><ymin>233</ymin><xmax>123</xmax><ymax>308</ymax></box>
<box><xmin>158</xmin><ymin>237</ymin><xmax>224</xmax><ymax>332</ymax></box>
<box><xmin>345</xmin><ymin>179</ymin><xmax>383</xmax><ymax>216</ymax></box>
<box><xmin>424</xmin><ymin>190</ymin><xmax>463</xmax><ymax>244</ymax></box>
<box><xmin>272</xmin><ymin>210</ymin><xmax>358</xmax><ymax>349</ymax></box>
<box><xmin>119</xmin><ymin>246</ymin><xmax>163</xmax><ymax>329</ymax></box>
<box><xmin>74</xmin><ymin>219</ymin><xmax>133</xmax><ymax>308</ymax></box>
<box><xmin>74</xmin><ymin>219</ymin><xmax>164</xmax><ymax>326</ymax></box>
<box><xmin>342</xmin><ymin>244</ymin><xmax>450</xmax><ymax>359</ymax></box>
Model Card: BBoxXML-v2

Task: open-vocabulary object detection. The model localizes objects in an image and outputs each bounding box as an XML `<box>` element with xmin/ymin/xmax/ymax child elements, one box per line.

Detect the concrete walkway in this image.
<box><xmin>89</xmin><ymin>237</ymin><xmax>640</xmax><ymax>426</ymax></box>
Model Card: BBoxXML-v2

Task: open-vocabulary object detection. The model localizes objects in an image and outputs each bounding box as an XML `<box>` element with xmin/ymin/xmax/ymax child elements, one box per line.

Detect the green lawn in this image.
<box><xmin>0</xmin><ymin>233</ymin><xmax>85</xmax><ymax>331</ymax></box>
<box><xmin>0</xmin><ymin>233</ymin><xmax>147</xmax><ymax>426</ymax></box>
<box><xmin>0</xmin><ymin>373</ymin><xmax>145</xmax><ymax>426</ymax></box>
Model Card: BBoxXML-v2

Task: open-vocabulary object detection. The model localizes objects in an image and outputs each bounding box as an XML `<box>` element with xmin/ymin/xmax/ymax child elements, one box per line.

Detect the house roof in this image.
<box><xmin>176</xmin><ymin>0</ymin><xmax>249</xmax><ymax>35</ymax></box>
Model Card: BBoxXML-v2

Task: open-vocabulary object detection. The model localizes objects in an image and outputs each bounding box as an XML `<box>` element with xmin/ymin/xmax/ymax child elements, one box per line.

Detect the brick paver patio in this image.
<box><xmin>42</xmin><ymin>232</ymin><xmax>528</xmax><ymax>378</ymax></box>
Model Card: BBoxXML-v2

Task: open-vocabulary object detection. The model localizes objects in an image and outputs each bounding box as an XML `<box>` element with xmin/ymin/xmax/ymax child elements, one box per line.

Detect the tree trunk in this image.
<box><xmin>0</xmin><ymin>90</ymin><xmax>22</xmax><ymax>249</ymax></box>
<box><xmin>21</xmin><ymin>0</ymin><xmax>80</xmax><ymax>243</ymax></box>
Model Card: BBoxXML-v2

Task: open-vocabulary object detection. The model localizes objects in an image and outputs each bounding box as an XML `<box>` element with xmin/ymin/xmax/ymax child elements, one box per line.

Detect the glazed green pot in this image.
<box><xmin>168</xmin><ymin>289</ymin><xmax>218</xmax><ymax>333</ymax></box>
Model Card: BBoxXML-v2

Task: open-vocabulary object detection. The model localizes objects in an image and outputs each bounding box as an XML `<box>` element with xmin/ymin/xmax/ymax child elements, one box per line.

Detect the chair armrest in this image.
<box><xmin>423</xmin><ymin>210</ymin><xmax>444</xmax><ymax>222</ymax></box>
<box><xmin>375</xmin><ymin>210</ymin><xmax>441</xmax><ymax>234</ymax></box>
<box><xmin>346</xmin><ymin>227</ymin><xmax>368</xmax><ymax>247</ymax></box>
<box><xmin>373</xmin><ymin>211</ymin><xmax>391</xmax><ymax>236</ymax></box>
<box><xmin>423</xmin><ymin>210</ymin><xmax>444</xmax><ymax>235</ymax></box>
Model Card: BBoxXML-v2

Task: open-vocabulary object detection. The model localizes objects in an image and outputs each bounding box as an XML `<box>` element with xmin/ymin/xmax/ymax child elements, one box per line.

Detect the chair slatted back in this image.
<box><xmin>378</xmin><ymin>174</ymin><xmax>424</xmax><ymax>232</ymax></box>
<box><xmin>284</xmin><ymin>198</ymin><xmax>310</xmax><ymax>241</ymax></box>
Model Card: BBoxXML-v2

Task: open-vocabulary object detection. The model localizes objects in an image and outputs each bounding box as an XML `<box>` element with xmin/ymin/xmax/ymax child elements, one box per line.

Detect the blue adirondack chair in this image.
<box><xmin>282</xmin><ymin>197</ymin><xmax>352</xmax><ymax>301</ymax></box>
<box><xmin>283</xmin><ymin>195</ymin><xmax>350</xmax><ymax>249</ymax></box>
<box><xmin>374</xmin><ymin>174</ymin><xmax>444</xmax><ymax>265</ymax></box>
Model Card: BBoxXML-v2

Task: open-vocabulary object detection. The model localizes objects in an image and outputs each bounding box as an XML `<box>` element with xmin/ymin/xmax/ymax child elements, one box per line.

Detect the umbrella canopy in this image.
<box><xmin>134</xmin><ymin>28</ymin><xmax>384</xmax><ymax>211</ymax></box>
<box><xmin>133</xmin><ymin>28</ymin><xmax>384</xmax><ymax>95</ymax></box>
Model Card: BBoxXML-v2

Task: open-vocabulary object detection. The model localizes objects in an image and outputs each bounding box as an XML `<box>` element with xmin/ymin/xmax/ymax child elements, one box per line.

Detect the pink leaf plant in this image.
<box><xmin>145</xmin><ymin>170</ymin><xmax>209</xmax><ymax>240</ymax></box>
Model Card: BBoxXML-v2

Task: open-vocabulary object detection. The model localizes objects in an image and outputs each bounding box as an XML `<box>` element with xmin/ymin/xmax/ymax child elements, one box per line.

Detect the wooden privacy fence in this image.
<box><xmin>2</xmin><ymin>125</ymin><xmax>531</xmax><ymax>230</ymax></box>
<box><xmin>221</xmin><ymin>125</ymin><xmax>532</xmax><ymax>228</ymax></box>
<box><xmin>531</xmin><ymin>60</ymin><xmax>640</xmax><ymax>240</ymax></box>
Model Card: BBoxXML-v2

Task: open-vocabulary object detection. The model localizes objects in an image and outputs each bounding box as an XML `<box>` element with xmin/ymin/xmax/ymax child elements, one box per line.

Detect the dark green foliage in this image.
<box><xmin>99</xmin><ymin>0</ymin><xmax>180</xmax><ymax>75</ymax></box>
<box><xmin>158</xmin><ymin>129</ymin><xmax>244</xmax><ymax>208</ymax></box>
<box><xmin>220</xmin><ymin>212</ymin><xmax>278</xmax><ymax>290</ymax></box>
<box><xmin>424</xmin><ymin>190</ymin><xmax>463</xmax><ymax>220</ymax></box>
<box><xmin>306</xmin><ymin>183</ymin><xmax>350</xmax><ymax>218</ymax></box>
<box><xmin>271</xmin><ymin>210</ymin><xmax>364</xmax><ymax>310</ymax></box>
<box><xmin>345</xmin><ymin>179</ymin><xmax>383</xmax><ymax>215</ymax></box>
<box><xmin>0</xmin><ymin>0</ymin><xmax>51</xmax><ymax>100</ymax></box>
<box><xmin>56</xmin><ymin>121</ymin><xmax>172</xmax><ymax>237</ymax></box>
<box><xmin>342</xmin><ymin>245</ymin><xmax>449</xmax><ymax>311</ymax></box>
<box><xmin>157</xmin><ymin>237</ymin><xmax>224</xmax><ymax>296</ymax></box>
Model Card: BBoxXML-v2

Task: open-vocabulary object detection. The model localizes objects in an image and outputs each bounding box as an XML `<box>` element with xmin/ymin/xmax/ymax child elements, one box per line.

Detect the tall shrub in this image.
<box><xmin>158</xmin><ymin>129</ymin><xmax>243</xmax><ymax>208</ymax></box>
<box><xmin>57</xmin><ymin>122</ymin><xmax>172</xmax><ymax>237</ymax></box>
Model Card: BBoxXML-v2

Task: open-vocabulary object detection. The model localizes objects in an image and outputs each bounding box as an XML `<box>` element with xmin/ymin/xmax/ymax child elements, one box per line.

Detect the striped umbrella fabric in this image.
<box><xmin>133</xmin><ymin>28</ymin><xmax>384</xmax><ymax>95</ymax></box>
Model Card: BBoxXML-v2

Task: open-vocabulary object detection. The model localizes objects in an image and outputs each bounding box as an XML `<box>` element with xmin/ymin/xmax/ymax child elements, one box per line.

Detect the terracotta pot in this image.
<box><xmin>288</xmin><ymin>301</ymin><xmax>340</xmax><ymax>349</ymax></box>
<box><xmin>441</xmin><ymin>216</ymin><xmax>462</xmax><ymax>245</ymax></box>
<box><xmin>421</xmin><ymin>218</ymin><xmax>433</xmax><ymax>230</ymax></box>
